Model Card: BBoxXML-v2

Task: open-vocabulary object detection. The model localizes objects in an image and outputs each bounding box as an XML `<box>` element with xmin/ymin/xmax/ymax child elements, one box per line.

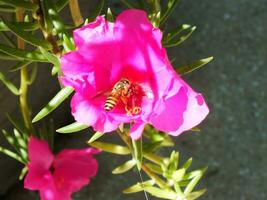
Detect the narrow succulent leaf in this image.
<box><xmin>56</xmin><ymin>122</ymin><xmax>89</xmax><ymax>134</ymax></box>
<box><xmin>120</xmin><ymin>0</ymin><xmax>136</xmax><ymax>8</ymax></box>
<box><xmin>41</xmin><ymin>0</ymin><xmax>53</xmax><ymax>32</ymax></box>
<box><xmin>87</xmin><ymin>0</ymin><xmax>104</xmax><ymax>22</ymax></box>
<box><xmin>46</xmin><ymin>0</ymin><xmax>66</xmax><ymax>34</ymax></box>
<box><xmin>186</xmin><ymin>189</ymin><xmax>206</xmax><ymax>200</ymax></box>
<box><xmin>123</xmin><ymin>180</ymin><xmax>155</xmax><ymax>194</ymax></box>
<box><xmin>172</xmin><ymin>168</ymin><xmax>185</xmax><ymax>182</ymax></box>
<box><xmin>0</xmin><ymin>52</ymin><xmax>19</xmax><ymax>60</ymax></box>
<box><xmin>176</xmin><ymin>57</ymin><xmax>214</xmax><ymax>75</ymax></box>
<box><xmin>89</xmin><ymin>141</ymin><xmax>130</xmax><ymax>155</ymax></box>
<box><xmin>1</xmin><ymin>19</ymin><xmax>52</xmax><ymax>49</ymax></box>
<box><xmin>27</xmin><ymin>63</ymin><xmax>38</xmax><ymax>85</ymax></box>
<box><xmin>0</xmin><ymin>5</ymin><xmax>16</xmax><ymax>12</ymax></box>
<box><xmin>19</xmin><ymin>166</ymin><xmax>28</xmax><ymax>180</ymax></box>
<box><xmin>132</xmin><ymin>138</ymin><xmax>143</xmax><ymax>170</ymax></box>
<box><xmin>39</xmin><ymin>47</ymin><xmax>60</xmax><ymax>66</ymax></box>
<box><xmin>0</xmin><ymin>21</ymin><xmax>38</xmax><ymax>31</ymax></box>
<box><xmin>6</xmin><ymin>114</ymin><xmax>28</xmax><ymax>137</ymax></box>
<box><xmin>163</xmin><ymin>24</ymin><xmax>191</xmax><ymax>43</ymax></box>
<box><xmin>0</xmin><ymin>146</ymin><xmax>25</xmax><ymax>163</ymax></box>
<box><xmin>88</xmin><ymin>131</ymin><xmax>104</xmax><ymax>143</ymax></box>
<box><xmin>151</xmin><ymin>11</ymin><xmax>161</xmax><ymax>28</ymax></box>
<box><xmin>181</xmin><ymin>157</ymin><xmax>193</xmax><ymax>170</ymax></box>
<box><xmin>191</xmin><ymin>127</ymin><xmax>201</xmax><ymax>132</ymax></box>
<box><xmin>143</xmin><ymin>151</ymin><xmax>164</xmax><ymax>165</ymax></box>
<box><xmin>13</xmin><ymin>129</ymin><xmax>27</xmax><ymax>149</ymax></box>
<box><xmin>183</xmin><ymin>167</ymin><xmax>208</xmax><ymax>180</ymax></box>
<box><xmin>62</xmin><ymin>34</ymin><xmax>75</xmax><ymax>52</ymax></box>
<box><xmin>160</xmin><ymin>0</ymin><xmax>180</xmax><ymax>24</ymax></box>
<box><xmin>55</xmin><ymin>0</ymin><xmax>69</xmax><ymax>12</ymax></box>
<box><xmin>0</xmin><ymin>72</ymin><xmax>20</xmax><ymax>95</ymax></box>
<box><xmin>9</xmin><ymin>60</ymin><xmax>32</xmax><ymax>72</ymax></box>
<box><xmin>106</xmin><ymin>7</ymin><xmax>114</xmax><ymax>22</ymax></box>
<box><xmin>163</xmin><ymin>26</ymin><xmax>196</xmax><ymax>48</ymax></box>
<box><xmin>0</xmin><ymin>0</ymin><xmax>37</xmax><ymax>10</ymax></box>
<box><xmin>184</xmin><ymin>174</ymin><xmax>204</xmax><ymax>195</ymax></box>
<box><xmin>0</xmin><ymin>31</ymin><xmax>16</xmax><ymax>47</ymax></box>
<box><xmin>2</xmin><ymin>129</ymin><xmax>20</xmax><ymax>153</ymax></box>
<box><xmin>169</xmin><ymin>151</ymin><xmax>179</xmax><ymax>172</ymax></box>
<box><xmin>144</xmin><ymin>186</ymin><xmax>177</xmax><ymax>199</ymax></box>
<box><xmin>145</xmin><ymin>163</ymin><xmax>163</xmax><ymax>174</ymax></box>
<box><xmin>32</xmin><ymin>87</ymin><xmax>74</xmax><ymax>123</ymax></box>
<box><xmin>112</xmin><ymin>159</ymin><xmax>136</xmax><ymax>174</ymax></box>
<box><xmin>0</xmin><ymin>44</ymin><xmax>48</xmax><ymax>62</ymax></box>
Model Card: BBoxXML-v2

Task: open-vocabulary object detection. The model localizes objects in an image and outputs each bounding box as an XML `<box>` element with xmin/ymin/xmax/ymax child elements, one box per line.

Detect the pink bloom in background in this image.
<box><xmin>60</xmin><ymin>9</ymin><xmax>209</xmax><ymax>140</ymax></box>
<box><xmin>24</xmin><ymin>137</ymin><xmax>100</xmax><ymax>200</ymax></box>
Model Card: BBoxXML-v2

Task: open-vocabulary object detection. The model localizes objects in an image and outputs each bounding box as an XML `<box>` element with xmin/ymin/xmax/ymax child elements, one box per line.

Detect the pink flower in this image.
<box><xmin>24</xmin><ymin>137</ymin><xmax>100</xmax><ymax>200</ymax></box>
<box><xmin>60</xmin><ymin>9</ymin><xmax>209</xmax><ymax>140</ymax></box>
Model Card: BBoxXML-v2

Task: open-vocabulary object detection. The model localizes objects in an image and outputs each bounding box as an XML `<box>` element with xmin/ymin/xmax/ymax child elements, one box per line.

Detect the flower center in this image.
<box><xmin>104</xmin><ymin>78</ymin><xmax>145</xmax><ymax>115</ymax></box>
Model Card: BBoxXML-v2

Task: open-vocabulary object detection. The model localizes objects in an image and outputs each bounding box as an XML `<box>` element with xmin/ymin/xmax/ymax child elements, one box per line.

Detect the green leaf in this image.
<box><xmin>0</xmin><ymin>72</ymin><xmax>20</xmax><ymax>95</ymax></box>
<box><xmin>184</xmin><ymin>174</ymin><xmax>204</xmax><ymax>195</ymax></box>
<box><xmin>106</xmin><ymin>7</ymin><xmax>114</xmax><ymax>22</ymax></box>
<box><xmin>160</xmin><ymin>0</ymin><xmax>180</xmax><ymax>24</ymax></box>
<box><xmin>151</xmin><ymin>11</ymin><xmax>161</xmax><ymax>28</ymax></box>
<box><xmin>9</xmin><ymin>60</ymin><xmax>32</xmax><ymax>72</ymax></box>
<box><xmin>163</xmin><ymin>24</ymin><xmax>191</xmax><ymax>43</ymax></box>
<box><xmin>0</xmin><ymin>146</ymin><xmax>25</xmax><ymax>163</ymax></box>
<box><xmin>89</xmin><ymin>141</ymin><xmax>130</xmax><ymax>155</ymax></box>
<box><xmin>2</xmin><ymin>129</ymin><xmax>20</xmax><ymax>153</ymax></box>
<box><xmin>144</xmin><ymin>186</ymin><xmax>177</xmax><ymax>199</ymax></box>
<box><xmin>132</xmin><ymin>138</ymin><xmax>143</xmax><ymax>170</ymax></box>
<box><xmin>183</xmin><ymin>167</ymin><xmax>208</xmax><ymax>180</ymax></box>
<box><xmin>123</xmin><ymin>180</ymin><xmax>155</xmax><ymax>194</ymax></box>
<box><xmin>6</xmin><ymin>114</ymin><xmax>28</xmax><ymax>137</ymax></box>
<box><xmin>0</xmin><ymin>44</ymin><xmax>48</xmax><ymax>62</ymax></box>
<box><xmin>1</xmin><ymin>19</ymin><xmax>52</xmax><ymax>49</ymax></box>
<box><xmin>0</xmin><ymin>21</ymin><xmax>38</xmax><ymax>31</ymax></box>
<box><xmin>0</xmin><ymin>0</ymin><xmax>37</xmax><ymax>11</ymax></box>
<box><xmin>0</xmin><ymin>5</ymin><xmax>16</xmax><ymax>12</ymax></box>
<box><xmin>0</xmin><ymin>31</ymin><xmax>16</xmax><ymax>47</ymax></box>
<box><xmin>88</xmin><ymin>131</ymin><xmax>104</xmax><ymax>143</ymax></box>
<box><xmin>55</xmin><ymin>0</ymin><xmax>69</xmax><ymax>12</ymax></box>
<box><xmin>112</xmin><ymin>159</ymin><xmax>136</xmax><ymax>174</ymax></box>
<box><xmin>145</xmin><ymin>163</ymin><xmax>163</xmax><ymax>174</ymax></box>
<box><xmin>39</xmin><ymin>47</ymin><xmax>60</xmax><ymax>66</ymax></box>
<box><xmin>56</xmin><ymin>122</ymin><xmax>89</xmax><ymax>134</ymax></box>
<box><xmin>172</xmin><ymin>168</ymin><xmax>185</xmax><ymax>182</ymax></box>
<box><xmin>176</xmin><ymin>57</ymin><xmax>214</xmax><ymax>75</ymax></box>
<box><xmin>120</xmin><ymin>0</ymin><xmax>136</xmax><ymax>8</ymax></box>
<box><xmin>186</xmin><ymin>189</ymin><xmax>206</xmax><ymax>200</ymax></box>
<box><xmin>0</xmin><ymin>51</ymin><xmax>19</xmax><ymax>60</ymax></box>
<box><xmin>87</xmin><ymin>0</ymin><xmax>104</xmax><ymax>23</ymax></box>
<box><xmin>163</xmin><ymin>26</ymin><xmax>196</xmax><ymax>48</ymax></box>
<box><xmin>191</xmin><ymin>127</ymin><xmax>201</xmax><ymax>132</ymax></box>
<box><xmin>62</xmin><ymin>34</ymin><xmax>75</xmax><ymax>52</ymax></box>
<box><xmin>181</xmin><ymin>157</ymin><xmax>193</xmax><ymax>170</ymax></box>
<box><xmin>27</xmin><ymin>62</ymin><xmax>38</xmax><ymax>85</ymax></box>
<box><xmin>13</xmin><ymin>129</ymin><xmax>27</xmax><ymax>149</ymax></box>
<box><xmin>32</xmin><ymin>87</ymin><xmax>74</xmax><ymax>123</ymax></box>
<box><xmin>169</xmin><ymin>151</ymin><xmax>179</xmax><ymax>172</ymax></box>
<box><xmin>19</xmin><ymin>166</ymin><xmax>28</xmax><ymax>180</ymax></box>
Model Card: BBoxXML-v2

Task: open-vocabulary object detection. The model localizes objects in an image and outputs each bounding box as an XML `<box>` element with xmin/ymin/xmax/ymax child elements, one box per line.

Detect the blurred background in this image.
<box><xmin>0</xmin><ymin>0</ymin><xmax>266</xmax><ymax>199</ymax></box>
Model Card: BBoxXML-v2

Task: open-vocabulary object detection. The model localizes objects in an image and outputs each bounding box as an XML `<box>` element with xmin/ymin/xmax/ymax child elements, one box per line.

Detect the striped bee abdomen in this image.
<box><xmin>104</xmin><ymin>95</ymin><xmax>118</xmax><ymax>111</ymax></box>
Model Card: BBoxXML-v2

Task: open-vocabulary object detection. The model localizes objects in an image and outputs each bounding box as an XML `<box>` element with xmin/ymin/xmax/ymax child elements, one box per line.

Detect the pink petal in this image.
<box><xmin>24</xmin><ymin>137</ymin><xmax>54</xmax><ymax>190</ymax></box>
<box><xmin>130</xmin><ymin>122</ymin><xmax>146</xmax><ymax>140</ymax></box>
<box><xmin>52</xmin><ymin>148</ymin><xmax>100</xmax><ymax>193</ymax></box>
<box><xmin>150</xmin><ymin>86</ymin><xmax>188</xmax><ymax>132</ymax></box>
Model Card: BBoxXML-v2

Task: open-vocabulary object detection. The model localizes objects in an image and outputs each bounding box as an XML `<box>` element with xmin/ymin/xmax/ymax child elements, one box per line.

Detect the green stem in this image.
<box><xmin>16</xmin><ymin>9</ymin><xmax>34</xmax><ymax>134</ymax></box>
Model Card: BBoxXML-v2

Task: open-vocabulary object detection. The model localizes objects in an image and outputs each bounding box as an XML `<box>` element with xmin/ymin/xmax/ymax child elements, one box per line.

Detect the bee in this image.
<box><xmin>104</xmin><ymin>79</ymin><xmax>131</xmax><ymax>112</ymax></box>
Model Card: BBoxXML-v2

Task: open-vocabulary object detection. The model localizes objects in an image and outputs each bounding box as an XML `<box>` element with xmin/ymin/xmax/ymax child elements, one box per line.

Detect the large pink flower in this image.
<box><xmin>60</xmin><ymin>9</ymin><xmax>209</xmax><ymax>139</ymax></box>
<box><xmin>24</xmin><ymin>137</ymin><xmax>100</xmax><ymax>200</ymax></box>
